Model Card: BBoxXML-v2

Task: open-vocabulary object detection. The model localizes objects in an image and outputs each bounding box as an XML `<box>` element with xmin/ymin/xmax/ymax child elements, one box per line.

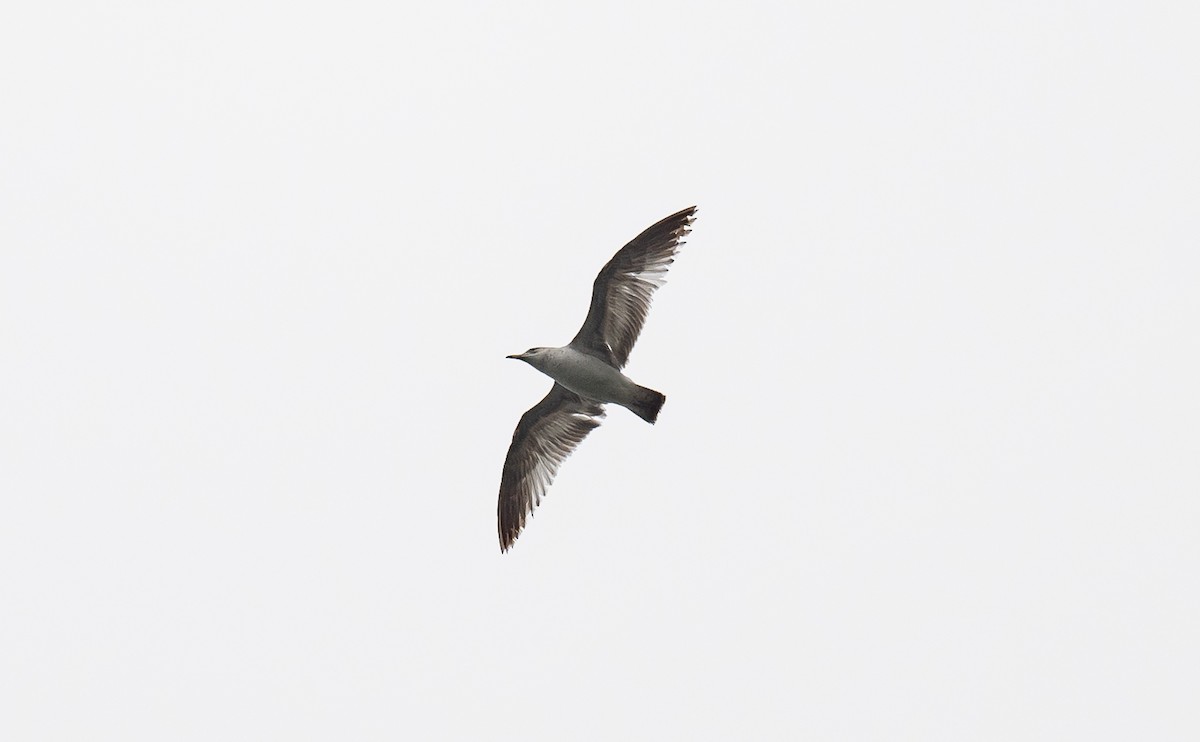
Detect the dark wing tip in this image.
<box><xmin>628</xmin><ymin>205</ymin><xmax>698</xmax><ymax>255</ymax></box>
<box><xmin>644</xmin><ymin>205</ymin><xmax>698</xmax><ymax>236</ymax></box>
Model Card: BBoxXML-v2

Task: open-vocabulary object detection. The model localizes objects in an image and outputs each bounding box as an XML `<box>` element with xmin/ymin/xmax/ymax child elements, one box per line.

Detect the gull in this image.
<box><xmin>497</xmin><ymin>206</ymin><xmax>697</xmax><ymax>552</ymax></box>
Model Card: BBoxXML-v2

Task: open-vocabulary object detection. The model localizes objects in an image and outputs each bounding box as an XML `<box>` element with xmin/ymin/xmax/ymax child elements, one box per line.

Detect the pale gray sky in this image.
<box><xmin>2</xmin><ymin>2</ymin><xmax>1198</xmax><ymax>739</ymax></box>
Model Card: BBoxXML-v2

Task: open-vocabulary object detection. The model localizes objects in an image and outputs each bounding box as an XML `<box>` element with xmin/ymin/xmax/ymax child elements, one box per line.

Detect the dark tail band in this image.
<box><xmin>629</xmin><ymin>386</ymin><xmax>666</xmax><ymax>424</ymax></box>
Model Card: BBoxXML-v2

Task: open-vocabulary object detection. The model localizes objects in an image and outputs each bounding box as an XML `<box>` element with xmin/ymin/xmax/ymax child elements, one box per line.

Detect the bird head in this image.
<box><xmin>506</xmin><ymin>347</ymin><xmax>547</xmax><ymax>363</ymax></box>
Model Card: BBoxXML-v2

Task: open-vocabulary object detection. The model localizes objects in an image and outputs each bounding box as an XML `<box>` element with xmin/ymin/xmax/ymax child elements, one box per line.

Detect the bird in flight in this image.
<box><xmin>497</xmin><ymin>206</ymin><xmax>698</xmax><ymax>552</ymax></box>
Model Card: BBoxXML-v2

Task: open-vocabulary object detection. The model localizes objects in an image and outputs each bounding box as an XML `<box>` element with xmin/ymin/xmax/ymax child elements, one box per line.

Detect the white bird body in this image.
<box><xmin>512</xmin><ymin>346</ymin><xmax>643</xmax><ymax>410</ymax></box>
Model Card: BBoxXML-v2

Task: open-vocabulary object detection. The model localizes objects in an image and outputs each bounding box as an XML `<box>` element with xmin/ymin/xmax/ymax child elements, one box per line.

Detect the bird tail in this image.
<box><xmin>629</xmin><ymin>386</ymin><xmax>666</xmax><ymax>424</ymax></box>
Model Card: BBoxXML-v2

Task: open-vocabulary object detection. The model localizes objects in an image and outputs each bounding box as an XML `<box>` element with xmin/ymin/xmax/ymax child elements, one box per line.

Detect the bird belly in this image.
<box><xmin>541</xmin><ymin>349</ymin><xmax>635</xmax><ymax>404</ymax></box>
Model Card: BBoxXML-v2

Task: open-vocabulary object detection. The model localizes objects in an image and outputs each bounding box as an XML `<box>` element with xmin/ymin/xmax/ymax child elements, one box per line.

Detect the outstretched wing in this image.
<box><xmin>570</xmin><ymin>206</ymin><xmax>697</xmax><ymax>368</ymax></box>
<box><xmin>498</xmin><ymin>383</ymin><xmax>606</xmax><ymax>552</ymax></box>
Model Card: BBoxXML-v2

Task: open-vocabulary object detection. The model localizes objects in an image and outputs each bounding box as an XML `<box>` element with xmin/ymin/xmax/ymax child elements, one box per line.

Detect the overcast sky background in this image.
<box><xmin>3</xmin><ymin>2</ymin><xmax>1198</xmax><ymax>739</ymax></box>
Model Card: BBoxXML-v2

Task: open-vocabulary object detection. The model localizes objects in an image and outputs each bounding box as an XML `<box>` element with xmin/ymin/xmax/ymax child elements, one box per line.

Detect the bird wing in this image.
<box><xmin>570</xmin><ymin>206</ymin><xmax>697</xmax><ymax>368</ymax></box>
<box><xmin>498</xmin><ymin>383</ymin><xmax>606</xmax><ymax>552</ymax></box>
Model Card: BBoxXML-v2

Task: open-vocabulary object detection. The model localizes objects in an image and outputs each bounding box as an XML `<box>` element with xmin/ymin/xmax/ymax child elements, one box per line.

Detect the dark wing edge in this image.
<box><xmin>570</xmin><ymin>206</ymin><xmax>697</xmax><ymax>368</ymax></box>
<box><xmin>498</xmin><ymin>384</ymin><xmax>607</xmax><ymax>552</ymax></box>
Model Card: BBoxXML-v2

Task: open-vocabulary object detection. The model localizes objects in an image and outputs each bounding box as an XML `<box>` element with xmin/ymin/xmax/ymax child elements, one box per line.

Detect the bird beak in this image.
<box><xmin>506</xmin><ymin>353</ymin><xmax>522</xmax><ymax>359</ymax></box>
